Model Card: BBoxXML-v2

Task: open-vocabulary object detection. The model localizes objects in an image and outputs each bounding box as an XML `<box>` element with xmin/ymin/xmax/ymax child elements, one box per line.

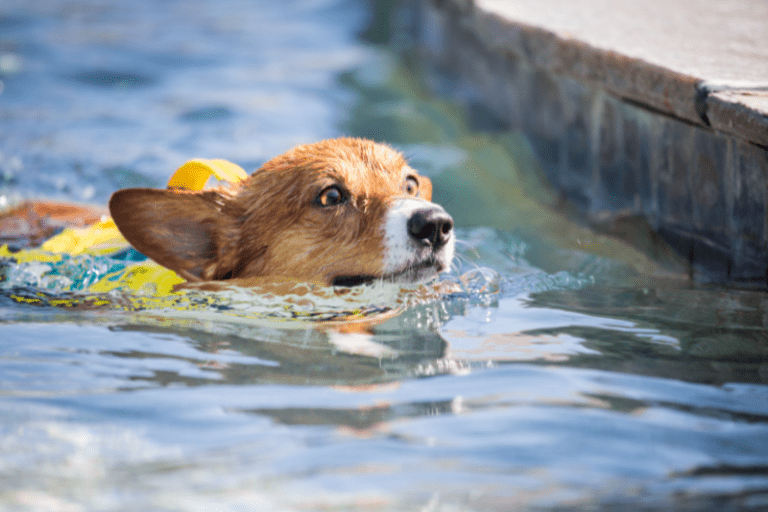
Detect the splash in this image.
<box><xmin>0</xmin><ymin>245</ymin><xmax>500</xmax><ymax>324</ymax></box>
<box><xmin>0</xmin><ymin>226</ymin><xmax>592</xmax><ymax>326</ymax></box>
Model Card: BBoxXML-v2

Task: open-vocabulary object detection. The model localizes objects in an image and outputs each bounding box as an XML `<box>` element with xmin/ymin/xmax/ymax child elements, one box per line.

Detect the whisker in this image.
<box><xmin>453</xmin><ymin>238</ymin><xmax>479</xmax><ymax>259</ymax></box>
<box><xmin>451</xmin><ymin>252</ymin><xmax>470</xmax><ymax>265</ymax></box>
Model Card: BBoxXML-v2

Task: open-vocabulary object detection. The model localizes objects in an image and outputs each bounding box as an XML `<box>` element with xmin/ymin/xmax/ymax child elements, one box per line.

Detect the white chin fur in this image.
<box><xmin>382</xmin><ymin>198</ymin><xmax>455</xmax><ymax>280</ymax></box>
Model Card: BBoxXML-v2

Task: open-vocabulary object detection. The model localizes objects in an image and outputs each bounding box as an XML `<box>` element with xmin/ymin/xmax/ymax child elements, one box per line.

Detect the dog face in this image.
<box><xmin>109</xmin><ymin>138</ymin><xmax>454</xmax><ymax>286</ymax></box>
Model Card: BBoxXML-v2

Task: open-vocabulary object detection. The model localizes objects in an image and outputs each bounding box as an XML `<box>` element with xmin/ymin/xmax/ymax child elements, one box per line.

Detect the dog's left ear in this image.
<box><xmin>109</xmin><ymin>188</ymin><xmax>237</xmax><ymax>281</ymax></box>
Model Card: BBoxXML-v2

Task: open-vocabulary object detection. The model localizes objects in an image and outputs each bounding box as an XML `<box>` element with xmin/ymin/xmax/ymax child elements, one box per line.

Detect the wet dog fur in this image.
<box><xmin>109</xmin><ymin>138</ymin><xmax>454</xmax><ymax>287</ymax></box>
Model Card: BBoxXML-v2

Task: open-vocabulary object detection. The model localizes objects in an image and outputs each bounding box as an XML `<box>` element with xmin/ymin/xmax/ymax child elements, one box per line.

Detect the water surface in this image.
<box><xmin>1</xmin><ymin>1</ymin><xmax>767</xmax><ymax>510</ymax></box>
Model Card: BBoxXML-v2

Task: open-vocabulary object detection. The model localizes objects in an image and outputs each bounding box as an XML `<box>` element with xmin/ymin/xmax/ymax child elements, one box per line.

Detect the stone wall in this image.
<box><xmin>417</xmin><ymin>0</ymin><xmax>768</xmax><ymax>286</ymax></box>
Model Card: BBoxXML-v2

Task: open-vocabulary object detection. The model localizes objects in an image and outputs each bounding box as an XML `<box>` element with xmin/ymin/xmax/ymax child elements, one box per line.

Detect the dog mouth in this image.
<box><xmin>331</xmin><ymin>274</ymin><xmax>377</xmax><ymax>287</ymax></box>
<box><xmin>331</xmin><ymin>257</ymin><xmax>443</xmax><ymax>288</ymax></box>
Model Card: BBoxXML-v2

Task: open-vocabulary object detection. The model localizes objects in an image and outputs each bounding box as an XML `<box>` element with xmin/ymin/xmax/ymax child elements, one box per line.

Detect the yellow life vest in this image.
<box><xmin>0</xmin><ymin>159</ymin><xmax>248</xmax><ymax>296</ymax></box>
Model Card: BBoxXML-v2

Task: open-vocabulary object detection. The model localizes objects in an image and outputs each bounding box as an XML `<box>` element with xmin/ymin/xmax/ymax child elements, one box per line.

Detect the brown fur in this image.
<box><xmin>109</xmin><ymin>138</ymin><xmax>433</xmax><ymax>286</ymax></box>
<box><xmin>0</xmin><ymin>201</ymin><xmax>108</xmax><ymax>248</ymax></box>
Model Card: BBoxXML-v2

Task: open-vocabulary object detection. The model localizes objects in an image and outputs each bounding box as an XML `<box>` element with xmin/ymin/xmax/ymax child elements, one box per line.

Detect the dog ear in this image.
<box><xmin>109</xmin><ymin>188</ymin><xmax>235</xmax><ymax>281</ymax></box>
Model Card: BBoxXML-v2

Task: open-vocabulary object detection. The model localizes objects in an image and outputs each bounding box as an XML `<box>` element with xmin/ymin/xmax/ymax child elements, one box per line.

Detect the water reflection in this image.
<box><xmin>527</xmin><ymin>286</ymin><xmax>768</xmax><ymax>385</ymax></box>
<box><xmin>2</xmin><ymin>0</ymin><xmax>768</xmax><ymax>509</ymax></box>
<box><xmin>0</xmin><ymin>317</ymin><xmax>451</xmax><ymax>393</ymax></box>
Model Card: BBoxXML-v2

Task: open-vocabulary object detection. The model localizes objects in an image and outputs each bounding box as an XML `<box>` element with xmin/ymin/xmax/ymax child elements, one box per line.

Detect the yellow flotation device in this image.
<box><xmin>0</xmin><ymin>159</ymin><xmax>248</xmax><ymax>295</ymax></box>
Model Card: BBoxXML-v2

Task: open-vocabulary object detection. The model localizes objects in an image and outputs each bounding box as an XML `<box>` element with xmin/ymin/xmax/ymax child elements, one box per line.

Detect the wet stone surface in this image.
<box><xmin>418</xmin><ymin>0</ymin><xmax>768</xmax><ymax>286</ymax></box>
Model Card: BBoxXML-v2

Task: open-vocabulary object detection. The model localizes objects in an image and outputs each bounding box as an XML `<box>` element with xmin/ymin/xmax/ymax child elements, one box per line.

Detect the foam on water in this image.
<box><xmin>0</xmin><ymin>226</ymin><xmax>592</xmax><ymax>327</ymax></box>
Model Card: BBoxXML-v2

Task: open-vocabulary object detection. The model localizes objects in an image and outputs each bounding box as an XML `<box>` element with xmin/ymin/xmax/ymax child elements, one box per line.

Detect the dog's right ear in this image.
<box><xmin>109</xmin><ymin>188</ymin><xmax>236</xmax><ymax>281</ymax></box>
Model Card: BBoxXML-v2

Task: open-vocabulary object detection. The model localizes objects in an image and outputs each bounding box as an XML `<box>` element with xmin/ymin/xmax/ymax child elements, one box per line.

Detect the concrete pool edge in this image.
<box><xmin>415</xmin><ymin>0</ymin><xmax>768</xmax><ymax>286</ymax></box>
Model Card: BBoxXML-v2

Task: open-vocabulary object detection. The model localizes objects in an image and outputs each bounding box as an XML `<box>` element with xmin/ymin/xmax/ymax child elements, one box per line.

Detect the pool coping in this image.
<box><xmin>455</xmin><ymin>0</ymin><xmax>768</xmax><ymax>147</ymax></box>
<box><xmin>416</xmin><ymin>0</ymin><xmax>768</xmax><ymax>286</ymax></box>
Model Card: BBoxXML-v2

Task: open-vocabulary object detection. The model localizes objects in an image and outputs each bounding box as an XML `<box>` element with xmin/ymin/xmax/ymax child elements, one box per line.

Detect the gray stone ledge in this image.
<box><xmin>417</xmin><ymin>0</ymin><xmax>768</xmax><ymax>285</ymax></box>
<box><xmin>707</xmin><ymin>90</ymin><xmax>768</xmax><ymax>148</ymax></box>
<box><xmin>456</xmin><ymin>0</ymin><xmax>768</xmax><ymax>147</ymax></box>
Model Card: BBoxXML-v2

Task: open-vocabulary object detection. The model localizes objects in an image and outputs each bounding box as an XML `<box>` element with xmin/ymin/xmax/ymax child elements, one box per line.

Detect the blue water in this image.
<box><xmin>1</xmin><ymin>1</ymin><xmax>768</xmax><ymax>510</ymax></box>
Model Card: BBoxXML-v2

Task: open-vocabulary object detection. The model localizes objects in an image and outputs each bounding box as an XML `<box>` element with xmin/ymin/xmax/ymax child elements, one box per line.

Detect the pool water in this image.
<box><xmin>1</xmin><ymin>0</ymin><xmax>768</xmax><ymax>510</ymax></box>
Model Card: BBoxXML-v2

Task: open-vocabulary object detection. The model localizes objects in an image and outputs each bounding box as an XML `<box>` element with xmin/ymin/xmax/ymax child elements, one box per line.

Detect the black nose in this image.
<box><xmin>407</xmin><ymin>207</ymin><xmax>453</xmax><ymax>249</ymax></box>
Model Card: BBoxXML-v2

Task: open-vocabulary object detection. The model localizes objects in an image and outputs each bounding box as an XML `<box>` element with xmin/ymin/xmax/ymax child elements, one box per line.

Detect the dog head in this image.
<box><xmin>109</xmin><ymin>138</ymin><xmax>454</xmax><ymax>286</ymax></box>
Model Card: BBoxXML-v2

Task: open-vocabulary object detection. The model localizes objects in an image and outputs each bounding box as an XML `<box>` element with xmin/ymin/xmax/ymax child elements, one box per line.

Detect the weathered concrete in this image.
<box><xmin>707</xmin><ymin>90</ymin><xmax>768</xmax><ymax>148</ymax></box>
<box><xmin>440</xmin><ymin>0</ymin><xmax>768</xmax><ymax>144</ymax></box>
<box><xmin>416</xmin><ymin>0</ymin><xmax>768</xmax><ymax>286</ymax></box>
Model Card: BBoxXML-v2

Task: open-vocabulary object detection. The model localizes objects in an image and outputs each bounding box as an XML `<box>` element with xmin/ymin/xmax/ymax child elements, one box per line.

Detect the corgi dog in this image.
<box><xmin>109</xmin><ymin>138</ymin><xmax>455</xmax><ymax>287</ymax></box>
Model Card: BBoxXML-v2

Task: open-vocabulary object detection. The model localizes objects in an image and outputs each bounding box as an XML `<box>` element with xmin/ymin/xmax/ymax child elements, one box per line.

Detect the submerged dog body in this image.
<box><xmin>109</xmin><ymin>138</ymin><xmax>454</xmax><ymax>286</ymax></box>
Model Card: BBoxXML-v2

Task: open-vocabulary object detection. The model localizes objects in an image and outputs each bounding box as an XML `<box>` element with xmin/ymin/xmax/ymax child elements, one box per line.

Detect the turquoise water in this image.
<box><xmin>1</xmin><ymin>1</ymin><xmax>768</xmax><ymax>510</ymax></box>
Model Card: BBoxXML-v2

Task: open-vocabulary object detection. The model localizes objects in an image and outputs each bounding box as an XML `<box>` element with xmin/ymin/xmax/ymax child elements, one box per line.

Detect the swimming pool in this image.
<box><xmin>1</xmin><ymin>0</ymin><xmax>767</xmax><ymax>510</ymax></box>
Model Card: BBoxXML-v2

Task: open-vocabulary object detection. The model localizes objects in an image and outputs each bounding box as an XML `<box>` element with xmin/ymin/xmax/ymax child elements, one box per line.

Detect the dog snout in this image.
<box><xmin>407</xmin><ymin>207</ymin><xmax>453</xmax><ymax>249</ymax></box>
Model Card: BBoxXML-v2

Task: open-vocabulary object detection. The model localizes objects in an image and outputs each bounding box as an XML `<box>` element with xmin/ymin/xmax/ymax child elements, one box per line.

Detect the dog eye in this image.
<box><xmin>404</xmin><ymin>176</ymin><xmax>419</xmax><ymax>197</ymax></box>
<box><xmin>316</xmin><ymin>185</ymin><xmax>346</xmax><ymax>207</ymax></box>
